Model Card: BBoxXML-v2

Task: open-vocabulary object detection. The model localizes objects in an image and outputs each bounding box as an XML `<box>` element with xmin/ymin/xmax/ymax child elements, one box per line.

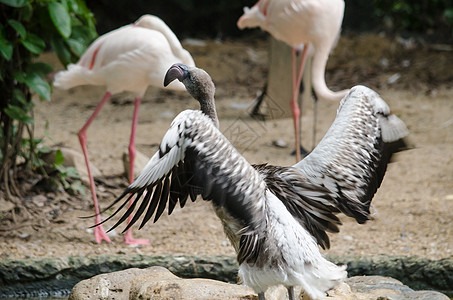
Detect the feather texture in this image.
<box><xmin>294</xmin><ymin>85</ymin><xmax>409</xmax><ymax>223</ymax></box>
<box><xmin>101</xmin><ymin>109</ymin><xmax>347</xmax><ymax>299</ymax></box>
<box><xmin>102</xmin><ymin>61</ymin><xmax>408</xmax><ymax>299</ymax></box>
<box><xmin>53</xmin><ymin>15</ymin><xmax>194</xmax><ymax>95</ymax></box>
<box><xmin>103</xmin><ymin>110</ymin><xmax>267</xmax><ymax>237</ymax></box>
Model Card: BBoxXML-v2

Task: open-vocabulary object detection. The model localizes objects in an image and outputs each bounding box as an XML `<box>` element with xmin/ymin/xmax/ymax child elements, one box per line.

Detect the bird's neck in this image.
<box><xmin>200</xmin><ymin>97</ymin><xmax>219</xmax><ymax>128</ymax></box>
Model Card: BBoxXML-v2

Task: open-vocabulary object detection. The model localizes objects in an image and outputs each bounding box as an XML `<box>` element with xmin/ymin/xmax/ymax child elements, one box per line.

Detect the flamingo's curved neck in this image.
<box><xmin>200</xmin><ymin>97</ymin><xmax>219</xmax><ymax>129</ymax></box>
<box><xmin>137</xmin><ymin>17</ymin><xmax>194</xmax><ymax>66</ymax></box>
<box><xmin>310</xmin><ymin>44</ymin><xmax>348</xmax><ymax>102</ymax></box>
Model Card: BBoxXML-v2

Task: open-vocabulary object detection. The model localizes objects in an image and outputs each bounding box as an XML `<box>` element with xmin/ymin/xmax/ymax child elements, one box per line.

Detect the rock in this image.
<box><xmin>122</xmin><ymin>149</ymin><xmax>149</xmax><ymax>179</ymax></box>
<box><xmin>0</xmin><ymin>197</ymin><xmax>15</xmax><ymax>213</ymax></box>
<box><xmin>68</xmin><ymin>267</ymin><xmax>451</xmax><ymax>300</ymax></box>
<box><xmin>69</xmin><ymin>266</ymin><xmax>257</xmax><ymax>300</ymax></box>
<box><xmin>324</xmin><ymin>282</ymin><xmax>355</xmax><ymax>299</ymax></box>
<box><xmin>68</xmin><ymin>268</ymin><xmax>150</xmax><ymax>300</ymax></box>
<box><xmin>271</xmin><ymin>138</ymin><xmax>288</xmax><ymax>148</ymax></box>
<box><xmin>346</xmin><ymin>276</ymin><xmax>450</xmax><ymax>300</ymax></box>
<box><xmin>42</xmin><ymin>147</ymin><xmax>102</xmax><ymax>184</ymax></box>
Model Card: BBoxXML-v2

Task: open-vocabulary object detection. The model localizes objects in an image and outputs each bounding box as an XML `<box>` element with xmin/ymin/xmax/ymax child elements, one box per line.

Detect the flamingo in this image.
<box><xmin>53</xmin><ymin>15</ymin><xmax>195</xmax><ymax>245</ymax></box>
<box><xmin>237</xmin><ymin>0</ymin><xmax>349</xmax><ymax>161</ymax></box>
<box><xmin>99</xmin><ymin>64</ymin><xmax>409</xmax><ymax>299</ymax></box>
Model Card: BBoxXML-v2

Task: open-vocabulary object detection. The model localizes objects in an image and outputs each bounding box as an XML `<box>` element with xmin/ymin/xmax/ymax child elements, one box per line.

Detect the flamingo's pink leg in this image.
<box><xmin>290</xmin><ymin>45</ymin><xmax>310</xmax><ymax>162</ymax></box>
<box><xmin>123</xmin><ymin>97</ymin><xmax>150</xmax><ymax>245</ymax></box>
<box><xmin>78</xmin><ymin>92</ymin><xmax>112</xmax><ymax>244</ymax></box>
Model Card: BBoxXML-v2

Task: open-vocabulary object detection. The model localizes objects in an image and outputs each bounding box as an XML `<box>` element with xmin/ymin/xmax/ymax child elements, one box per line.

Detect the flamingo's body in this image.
<box><xmin>53</xmin><ymin>15</ymin><xmax>195</xmax><ymax>244</ymax></box>
<box><xmin>237</xmin><ymin>0</ymin><xmax>349</xmax><ymax>160</ymax></box>
<box><xmin>101</xmin><ymin>64</ymin><xmax>409</xmax><ymax>299</ymax></box>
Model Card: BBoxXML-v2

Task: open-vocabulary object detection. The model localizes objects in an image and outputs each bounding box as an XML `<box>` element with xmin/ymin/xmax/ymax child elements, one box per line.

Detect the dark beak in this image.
<box><xmin>164</xmin><ymin>63</ymin><xmax>189</xmax><ymax>87</ymax></box>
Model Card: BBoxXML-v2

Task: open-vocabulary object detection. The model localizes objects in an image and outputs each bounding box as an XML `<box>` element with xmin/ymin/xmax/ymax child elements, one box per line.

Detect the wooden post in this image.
<box><xmin>257</xmin><ymin>37</ymin><xmax>312</xmax><ymax>120</ymax></box>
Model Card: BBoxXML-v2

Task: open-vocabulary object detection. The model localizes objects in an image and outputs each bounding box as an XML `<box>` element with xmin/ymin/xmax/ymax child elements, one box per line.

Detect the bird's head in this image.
<box><xmin>164</xmin><ymin>63</ymin><xmax>215</xmax><ymax>103</ymax></box>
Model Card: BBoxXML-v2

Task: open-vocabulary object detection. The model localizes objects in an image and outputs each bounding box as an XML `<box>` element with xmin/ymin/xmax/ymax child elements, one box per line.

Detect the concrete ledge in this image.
<box><xmin>0</xmin><ymin>255</ymin><xmax>452</xmax><ymax>298</ymax></box>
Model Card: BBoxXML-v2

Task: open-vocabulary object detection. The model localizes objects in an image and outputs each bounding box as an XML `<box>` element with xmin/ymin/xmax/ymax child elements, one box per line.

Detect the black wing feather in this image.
<box><xmin>154</xmin><ymin>174</ymin><xmax>171</xmax><ymax>223</ymax></box>
<box><xmin>109</xmin><ymin>189</ymin><xmax>144</xmax><ymax>232</ymax></box>
<box><xmin>139</xmin><ymin>183</ymin><xmax>162</xmax><ymax>229</ymax></box>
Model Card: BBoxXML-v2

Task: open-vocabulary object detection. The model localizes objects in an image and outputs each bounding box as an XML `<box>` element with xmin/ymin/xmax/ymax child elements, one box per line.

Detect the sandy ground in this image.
<box><xmin>0</xmin><ymin>34</ymin><xmax>452</xmax><ymax>261</ymax></box>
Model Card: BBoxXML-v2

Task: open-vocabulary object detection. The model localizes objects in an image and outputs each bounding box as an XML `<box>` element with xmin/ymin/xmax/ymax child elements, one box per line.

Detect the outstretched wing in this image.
<box><xmin>294</xmin><ymin>85</ymin><xmax>409</xmax><ymax>223</ymax></box>
<box><xmin>101</xmin><ymin>110</ymin><xmax>267</xmax><ymax>236</ymax></box>
<box><xmin>254</xmin><ymin>164</ymin><xmax>342</xmax><ymax>250</ymax></box>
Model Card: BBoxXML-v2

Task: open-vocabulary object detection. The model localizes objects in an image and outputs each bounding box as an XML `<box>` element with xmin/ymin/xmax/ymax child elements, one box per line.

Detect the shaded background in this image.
<box><xmin>85</xmin><ymin>0</ymin><xmax>452</xmax><ymax>41</ymax></box>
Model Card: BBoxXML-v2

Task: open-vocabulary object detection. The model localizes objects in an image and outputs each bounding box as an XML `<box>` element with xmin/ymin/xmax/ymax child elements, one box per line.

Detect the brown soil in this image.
<box><xmin>0</xmin><ymin>33</ymin><xmax>452</xmax><ymax>261</ymax></box>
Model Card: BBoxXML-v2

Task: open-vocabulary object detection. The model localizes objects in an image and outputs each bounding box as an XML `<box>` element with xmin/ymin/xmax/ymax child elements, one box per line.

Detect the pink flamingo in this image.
<box><xmin>237</xmin><ymin>0</ymin><xmax>349</xmax><ymax>161</ymax></box>
<box><xmin>53</xmin><ymin>14</ymin><xmax>195</xmax><ymax>244</ymax></box>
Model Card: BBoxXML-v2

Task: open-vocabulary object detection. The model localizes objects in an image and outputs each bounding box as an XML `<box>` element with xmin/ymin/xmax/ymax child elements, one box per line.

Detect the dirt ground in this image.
<box><xmin>0</xmin><ymin>33</ymin><xmax>452</xmax><ymax>262</ymax></box>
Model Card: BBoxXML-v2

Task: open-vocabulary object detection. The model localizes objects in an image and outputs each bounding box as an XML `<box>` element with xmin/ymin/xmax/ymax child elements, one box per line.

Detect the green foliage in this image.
<box><xmin>0</xmin><ymin>0</ymin><xmax>96</xmax><ymax>199</ymax></box>
<box><xmin>31</xmin><ymin>145</ymin><xmax>86</xmax><ymax>195</ymax></box>
<box><xmin>373</xmin><ymin>0</ymin><xmax>453</xmax><ymax>37</ymax></box>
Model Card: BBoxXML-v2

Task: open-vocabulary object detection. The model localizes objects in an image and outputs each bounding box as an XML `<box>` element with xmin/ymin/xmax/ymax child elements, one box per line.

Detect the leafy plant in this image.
<box><xmin>373</xmin><ymin>0</ymin><xmax>453</xmax><ymax>38</ymax></box>
<box><xmin>40</xmin><ymin>148</ymin><xmax>86</xmax><ymax>196</ymax></box>
<box><xmin>0</xmin><ymin>0</ymin><xmax>97</xmax><ymax>203</ymax></box>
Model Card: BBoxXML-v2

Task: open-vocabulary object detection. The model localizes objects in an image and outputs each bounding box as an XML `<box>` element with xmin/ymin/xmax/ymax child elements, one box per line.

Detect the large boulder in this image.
<box><xmin>68</xmin><ymin>266</ymin><xmax>256</xmax><ymax>300</ymax></box>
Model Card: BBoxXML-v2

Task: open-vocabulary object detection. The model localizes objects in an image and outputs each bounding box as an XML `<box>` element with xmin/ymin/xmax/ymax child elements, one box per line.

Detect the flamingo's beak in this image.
<box><xmin>164</xmin><ymin>63</ymin><xmax>189</xmax><ymax>87</ymax></box>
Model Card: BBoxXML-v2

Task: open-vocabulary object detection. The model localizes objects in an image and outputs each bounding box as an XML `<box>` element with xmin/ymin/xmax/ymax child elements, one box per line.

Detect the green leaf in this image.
<box><xmin>27</xmin><ymin>62</ymin><xmax>54</xmax><ymax>77</ymax></box>
<box><xmin>24</xmin><ymin>73</ymin><xmax>51</xmax><ymax>100</ymax></box>
<box><xmin>37</xmin><ymin>144</ymin><xmax>52</xmax><ymax>154</ymax></box>
<box><xmin>0</xmin><ymin>0</ymin><xmax>31</xmax><ymax>8</ymax></box>
<box><xmin>12</xmin><ymin>89</ymin><xmax>34</xmax><ymax>110</ymax></box>
<box><xmin>68</xmin><ymin>180</ymin><xmax>85</xmax><ymax>195</ymax></box>
<box><xmin>444</xmin><ymin>8</ymin><xmax>453</xmax><ymax>23</ymax></box>
<box><xmin>65</xmin><ymin>166</ymin><xmax>81</xmax><ymax>179</ymax></box>
<box><xmin>55</xmin><ymin>149</ymin><xmax>64</xmax><ymax>165</ymax></box>
<box><xmin>65</xmin><ymin>38</ymin><xmax>85</xmax><ymax>56</ymax></box>
<box><xmin>20</xmin><ymin>3</ymin><xmax>33</xmax><ymax>21</ymax></box>
<box><xmin>0</xmin><ymin>38</ymin><xmax>13</xmax><ymax>60</ymax></box>
<box><xmin>54</xmin><ymin>163</ymin><xmax>66</xmax><ymax>175</ymax></box>
<box><xmin>13</xmin><ymin>89</ymin><xmax>27</xmax><ymax>104</ymax></box>
<box><xmin>48</xmin><ymin>2</ymin><xmax>71</xmax><ymax>39</ymax></box>
<box><xmin>8</xmin><ymin>19</ymin><xmax>26</xmax><ymax>38</ymax></box>
<box><xmin>50</xmin><ymin>36</ymin><xmax>72</xmax><ymax>66</ymax></box>
<box><xmin>14</xmin><ymin>71</ymin><xmax>26</xmax><ymax>83</ymax></box>
<box><xmin>4</xmin><ymin>105</ymin><xmax>34</xmax><ymax>123</ymax></box>
<box><xmin>21</xmin><ymin>33</ymin><xmax>45</xmax><ymax>55</ymax></box>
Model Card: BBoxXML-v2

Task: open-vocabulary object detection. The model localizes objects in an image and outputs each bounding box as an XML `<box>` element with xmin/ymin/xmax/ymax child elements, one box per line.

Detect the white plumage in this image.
<box><xmin>238</xmin><ymin>0</ymin><xmax>349</xmax><ymax>160</ymax></box>
<box><xmin>101</xmin><ymin>64</ymin><xmax>408</xmax><ymax>299</ymax></box>
<box><xmin>53</xmin><ymin>15</ymin><xmax>195</xmax><ymax>245</ymax></box>
<box><xmin>54</xmin><ymin>14</ymin><xmax>194</xmax><ymax>93</ymax></box>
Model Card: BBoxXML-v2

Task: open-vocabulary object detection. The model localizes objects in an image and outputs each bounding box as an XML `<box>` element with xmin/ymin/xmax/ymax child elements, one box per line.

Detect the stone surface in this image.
<box><xmin>69</xmin><ymin>266</ymin><xmax>256</xmax><ymax>300</ymax></box>
<box><xmin>345</xmin><ymin>276</ymin><xmax>450</xmax><ymax>300</ymax></box>
<box><xmin>67</xmin><ymin>266</ymin><xmax>450</xmax><ymax>300</ymax></box>
<box><xmin>129</xmin><ymin>266</ymin><xmax>256</xmax><ymax>300</ymax></box>
<box><xmin>1</xmin><ymin>255</ymin><xmax>451</xmax><ymax>298</ymax></box>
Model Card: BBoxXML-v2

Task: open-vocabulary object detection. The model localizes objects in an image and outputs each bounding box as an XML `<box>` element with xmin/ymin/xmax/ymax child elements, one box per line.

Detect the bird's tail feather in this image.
<box><xmin>53</xmin><ymin>64</ymin><xmax>97</xmax><ymax>89</ymax></box>
<box><xmin>298</xmin><ymin>259</ymin><xmax>347</xmax><ymax>299</ymax></box>
<box><xmin>380</xmin><ymin>114</ymin><xmax>409</xmax><ymax>143</ymax></box>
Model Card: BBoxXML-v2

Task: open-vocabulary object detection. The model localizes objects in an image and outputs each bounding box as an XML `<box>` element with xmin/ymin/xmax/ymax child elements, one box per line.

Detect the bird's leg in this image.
<box><xmin>123</xmin><ymin>97</ymin><xmax>150</xmax><ymax>245</ymax></box>
<box><xmin>288</xmin><ymin>286</ymin><xmax>295</xmax><ymax>300</ymax></box>
<box><xmin>258</xmin><ymin>292</ymin><xmax>265</xmax><ymax>300</ymax></box>
<box><xmin>312</xmin><ymin>91</ymin><xmax>318</xmax><ymax>150</ymax></box>
<box><xmin>291</xmin><ymin>48</ymin><xmax>301</xmax><ymax>161</ymax></box>
<box><xmin>127</xmin><ymin>97</ymin><xmax>141</xmax><ymax>185</ymax></box>
<box><xmin>291</xmin><ymin>45</ymin><xmax>309</xmax><ymax>162</ymax></box>
<box><xmin>79</xmin><ymin>91</ymin><xmax>112</xmax><ymax>244</ymax></box>
<box><xmin>250</xmin><ymin>82</ymin><xmax>268</xmax><ymax>121</ymax></box>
